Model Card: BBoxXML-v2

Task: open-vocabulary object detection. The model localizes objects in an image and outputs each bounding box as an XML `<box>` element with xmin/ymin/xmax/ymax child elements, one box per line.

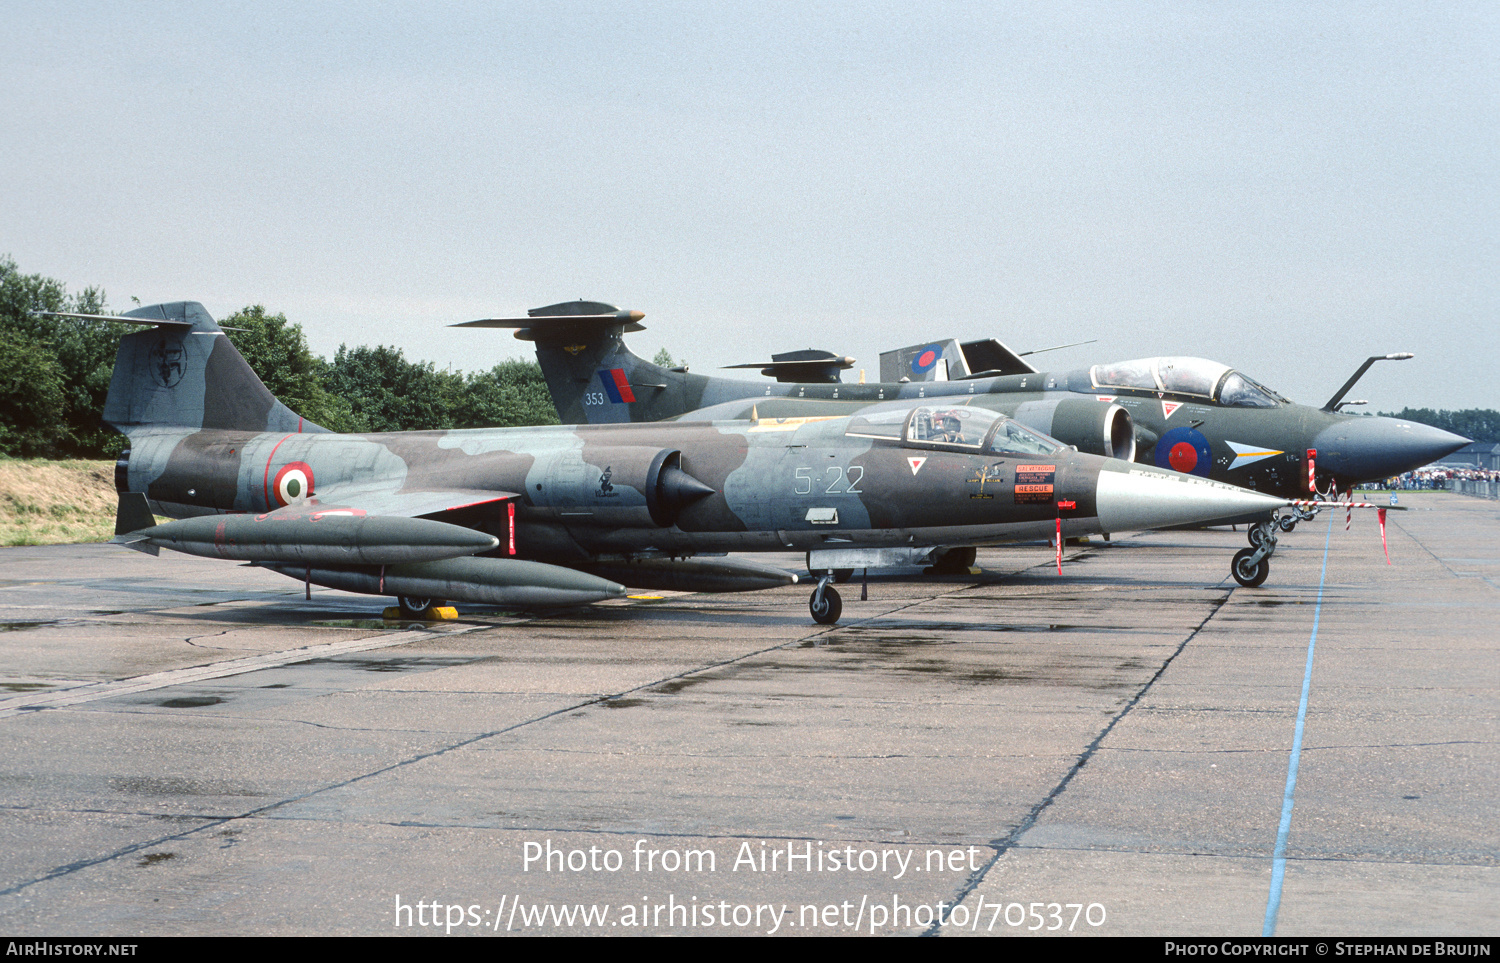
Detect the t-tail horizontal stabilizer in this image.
<box><xmin>723</xmin><ymin>349</ymin><xmax>856</xmax><ymax>384</ymax></box>
<box><xmin>450</xmin><ymin>300</ymin><xmax>645</xmax><ymax>341</ymax></box>
<box><xmin>454</xmin><ymin>301</ymin><xmax>696</xmax><ymax>425</ymax></box>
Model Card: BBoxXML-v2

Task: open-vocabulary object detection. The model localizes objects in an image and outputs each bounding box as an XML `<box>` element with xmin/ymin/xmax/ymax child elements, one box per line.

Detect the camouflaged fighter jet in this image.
<box><xmin>71</xmin><ymin>301</ymin><xmax>1292</xmax><ymax>624</ymax></box>
<box><xmin>458</xmin><ymin>302</ymin><xmax>1466</xmax><ymax>587</ymax></box>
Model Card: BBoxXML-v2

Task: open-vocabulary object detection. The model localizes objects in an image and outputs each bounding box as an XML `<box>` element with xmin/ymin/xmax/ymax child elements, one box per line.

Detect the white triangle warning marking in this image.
<box><xmin>908</xmin><ymin>457</ymin><xmax>927</xmax><ymax>475</ymax></box>
<box><xmin>1162</xmin><ymin>401</ymin><xmax>1182</xmax><ymax>419</ymax></box>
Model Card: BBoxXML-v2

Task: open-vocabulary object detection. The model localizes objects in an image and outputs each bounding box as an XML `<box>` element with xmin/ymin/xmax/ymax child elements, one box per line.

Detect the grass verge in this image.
<box><xmin>0</xmin><ymin>459</ymin><xmax>117</xmax><ymax>546</ymax></box>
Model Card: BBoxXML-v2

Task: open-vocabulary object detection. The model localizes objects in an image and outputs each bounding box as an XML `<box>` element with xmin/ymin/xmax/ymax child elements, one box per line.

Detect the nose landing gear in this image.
<box><xmin>1233</xmin><ymin>517</ymin><xmax>1281</xmax><ymax>587</ymax></box>
<box><xmin>1231</xmin><ymin>546</ymin><xmax>1271</xmax><ymax>587</ymax></box>
<box><xmin>809</xmin><ymin>575</ymin><xmax>843</xmax><ymax>625</ymax></box>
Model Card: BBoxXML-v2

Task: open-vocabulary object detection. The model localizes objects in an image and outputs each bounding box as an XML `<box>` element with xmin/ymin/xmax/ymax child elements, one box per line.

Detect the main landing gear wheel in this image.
<box><xmin>810</xmin><ymin>585</ymin><xmax>843</xmax><ymax>625</ymax></box>
<box><xmin>398</xmin><ymin>596</ymin><xmax>443</xmax><ymax>619</ymax></box>
<box><xmin>1231</xmin><ymin>548</ymin><xmax>1270</xmax><ymax>588</ymax></box>
<box><xmin>928</xmin><ymin>546</ymin><xmax>977</xmax><ymax>575</ymax></box>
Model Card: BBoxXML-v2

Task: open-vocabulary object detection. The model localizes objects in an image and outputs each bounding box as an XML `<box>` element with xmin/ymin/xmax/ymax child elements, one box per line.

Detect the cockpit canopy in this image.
<box><xmin>1089</xmin><ymin>356</ymin><xmax>1286</xmax><ymax>408</ymax></box>
<box><xmin>845</xmin><ymin>405</ymin><xmax>1066</xmax><ymax>456</ymax></box>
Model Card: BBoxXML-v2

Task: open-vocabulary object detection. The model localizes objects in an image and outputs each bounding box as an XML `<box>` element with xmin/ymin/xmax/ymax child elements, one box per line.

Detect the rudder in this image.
<box><xmin>102</xmin><ymin>301</ymin><xmax>326</xmax><ymax>435</ymax></box>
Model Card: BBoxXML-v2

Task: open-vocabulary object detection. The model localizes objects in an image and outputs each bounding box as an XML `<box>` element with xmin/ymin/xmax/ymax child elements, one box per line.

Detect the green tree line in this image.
<box><xmin>0</xmin><ymin>257</ymin><xmax>557</xmax><ymax>458</ymax></box>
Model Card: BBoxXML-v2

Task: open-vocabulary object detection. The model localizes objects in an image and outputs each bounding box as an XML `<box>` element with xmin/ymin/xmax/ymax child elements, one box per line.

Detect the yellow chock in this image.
<box><xmin>383</xmin><ymin>605</ymin><xmax>458</xmax><ymax>621</ymax></box>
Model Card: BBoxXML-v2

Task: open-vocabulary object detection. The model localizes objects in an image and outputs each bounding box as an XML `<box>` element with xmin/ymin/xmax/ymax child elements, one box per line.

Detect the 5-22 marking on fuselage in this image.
<box><xmin>794</xmin><ymin>465</ymin><xmax>863</xmax><ymax>494</ymax></box>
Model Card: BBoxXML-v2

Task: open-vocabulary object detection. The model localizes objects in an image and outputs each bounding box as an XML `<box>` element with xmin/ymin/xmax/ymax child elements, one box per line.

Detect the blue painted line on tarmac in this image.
<box><xmin>1262</xmin><ymin>512</ymin><xmax>1334</xmax><ymax>936</ymax></box>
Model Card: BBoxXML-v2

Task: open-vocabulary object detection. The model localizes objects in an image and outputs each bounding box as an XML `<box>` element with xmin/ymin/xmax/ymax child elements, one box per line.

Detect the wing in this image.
<box><xmin>282</xmin><ymin>487</ymin><xmax>519</xmax><ymax>521</ymax></box>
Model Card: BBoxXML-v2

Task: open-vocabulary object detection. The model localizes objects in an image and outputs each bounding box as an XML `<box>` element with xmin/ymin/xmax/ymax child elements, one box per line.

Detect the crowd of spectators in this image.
<box><xmin>1359</xmin><ymin>467</ymin><xmax>1500</xmax><ymax>491</ymax></box>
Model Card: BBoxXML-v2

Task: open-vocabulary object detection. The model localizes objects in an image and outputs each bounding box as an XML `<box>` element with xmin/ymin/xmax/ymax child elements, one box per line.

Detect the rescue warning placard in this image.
<box><xmin>1014</xmin><ymin>465</ymin><xmax>1055</xmax><ymax>504</ymax></box>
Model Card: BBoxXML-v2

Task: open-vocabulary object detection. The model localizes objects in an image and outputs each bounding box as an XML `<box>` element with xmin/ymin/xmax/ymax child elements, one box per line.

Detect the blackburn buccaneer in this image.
<box><xmin>457</xmin><ymin>302</ymin><xmax>1463</xmax><ymax>586</ymax></box>
<box><xmin>59</xmin><ymin>301</ymin><xmax>1292</xmax><ymax>624</ymax></box>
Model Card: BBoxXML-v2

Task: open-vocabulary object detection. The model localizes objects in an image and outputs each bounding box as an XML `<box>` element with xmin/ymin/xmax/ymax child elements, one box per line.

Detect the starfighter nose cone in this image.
<box><xmin>1312</xmin><ymin>417</ymin><xmax>1470</xmax><ymax>481</ymax></box>
<box><xmin>1094</xmin><ymin>465</ymin><xmax>1290</xmax><ymax>532</ymax></box>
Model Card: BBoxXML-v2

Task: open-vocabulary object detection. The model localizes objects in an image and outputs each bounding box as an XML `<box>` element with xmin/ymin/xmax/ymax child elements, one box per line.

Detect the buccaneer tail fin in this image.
<box><xmin>453</xmin><ymin>300</ymin><xmax>714</xmax><ymax>424</ymax></box>
<box><xmin>89</xmin><ymin>301</ymin><xmax>327</xmax><ymax>436</ymax></box>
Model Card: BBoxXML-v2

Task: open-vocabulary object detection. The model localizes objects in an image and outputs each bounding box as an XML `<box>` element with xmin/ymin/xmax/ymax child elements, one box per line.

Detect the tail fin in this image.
<box><xmin>454</xmin><ymin>300</ymin><xmax>713</xmax><ymax>423</ymax></box>
<box><xmin>100</xmin><ymin>301</ymin><xmax>326</xmax><ymax>435</ymax></box>
<box><xmin>880</xmin><ymin>339</ymin><xmax>970</xmax><ymax>382</ymax></box>
<box><xmin>878</xmin><ymin>338</ymin><xmax>1041</xmax><ymax>382</ymax></box>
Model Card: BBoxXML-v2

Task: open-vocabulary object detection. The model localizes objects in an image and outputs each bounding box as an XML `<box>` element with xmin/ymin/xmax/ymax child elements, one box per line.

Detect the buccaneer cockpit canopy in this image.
<box><xmin>1089</xmin><ymin>357</ymin><xmax>1287</xmax><ymax>409</ymax></box>
<box><xmin>844</xmin><ymin>405</ymin><xmax>1066</xmax><ymax>456</ymax></box>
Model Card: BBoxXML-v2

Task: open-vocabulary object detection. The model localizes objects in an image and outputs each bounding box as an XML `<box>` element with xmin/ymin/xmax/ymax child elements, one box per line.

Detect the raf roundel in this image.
<box><xmin>272</xmin><ymin>462</ymin><xmax>315</xmax><ymax>507</ymax></box>
<box><xmin>1153</xmin><ymin>427</ymin><xmax>1213</xmax><ymax>477</ymax></box>
<box><xmin>911</xmin><ymin>344</ymin><xmax>944</xmax><ymax>375</ymax></box>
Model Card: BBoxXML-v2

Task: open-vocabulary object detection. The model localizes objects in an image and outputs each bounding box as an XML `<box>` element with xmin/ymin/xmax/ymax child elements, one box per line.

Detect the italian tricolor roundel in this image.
<box><xmin>272</xmin><ymin>462</ymin><xmax>314</xmax><ymax>506</ymax></box>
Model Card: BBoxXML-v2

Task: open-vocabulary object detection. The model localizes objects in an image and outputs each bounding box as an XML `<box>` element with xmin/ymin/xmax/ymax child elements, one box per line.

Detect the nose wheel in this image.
<box><xmin>1231</xmin><ymin>547</ymin><xmax>1270</xmax><ymax>587</ymax></box>
<box><xmin>809</xmin><ymin>576</ymin><xmax>843</xmax><ymax>625</ymax></box>
<box><xmin>1232</xmin><ymin>518</ymin><xmax>1281</xmax><ymax>587</ymax></box>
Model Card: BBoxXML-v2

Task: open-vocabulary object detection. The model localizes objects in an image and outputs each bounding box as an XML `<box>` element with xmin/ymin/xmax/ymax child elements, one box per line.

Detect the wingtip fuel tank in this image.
<box><xmin>264</xmin><ymin>557</ymin><xmax>628</xmax><ymax>608</ymax></box>
<box><xmin>121</xmin><ymin>511</ymin><xmax>501</xmax><ymax>566</ymax></box>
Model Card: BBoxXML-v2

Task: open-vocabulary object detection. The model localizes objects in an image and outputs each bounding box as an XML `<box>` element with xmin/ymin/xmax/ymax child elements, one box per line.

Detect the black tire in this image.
<box><xmin>1248</xmin><ymin>525</ymin><xmax>1269</xmax><ymax>548</ymax></box>
<box><xmin>810</xmin><ymin>586</ymin><xmax>843</xmax><ymax>625</ymax></box>
<box><xmin>398</xmin><ymin>596</ymin><xmax>439</xmax><ymax>619</ymax></box>
<box><xmin>1231</xmin><ymin>548</ymin><xmax>1270</xmax><ymax>588</ymax></box>
<box><xmin>1278</xmin><ymin>515</ymin><xmax>1297</xmax><ymax>533</ymax></box>
<box><xmin>929</xmin><ymin>546</ymin><xmax>977</xmax><ymax>574</ymax></box>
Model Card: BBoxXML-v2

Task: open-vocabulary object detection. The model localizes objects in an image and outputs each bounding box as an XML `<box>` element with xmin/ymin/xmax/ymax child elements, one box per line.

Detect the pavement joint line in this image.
<box><xmin>0</xmin><ymin>574</ymin><xmax>1080</xmax><ymax>901</ymax></box>
<box><xmin>0</xmin><ymin>623</ymin><xmax>491</xmax><ymax>719</ymax></box>
<box><xmin>1002</xmin><ymin>843</ymin><xmax>1500</xmax><ymax>868</ymax></box>
<box><xmin>1098</xmin><ymin>739</ymin><xmax>1487</xmax><ymax>755</ymax></box>
<box><xmin>922</xmin><ymin>585</ymin><xmax>1236</xmax><ymax>937</ymax></box>
<box><xmin>1389</xmin><ymin>510</ymin><xmax>1500</xmax><ymax>592</ymax></box>
<box><xmin>0</xmin><ymin>579</ymin><xmax>970</xmax><ymax>897</ymax></box>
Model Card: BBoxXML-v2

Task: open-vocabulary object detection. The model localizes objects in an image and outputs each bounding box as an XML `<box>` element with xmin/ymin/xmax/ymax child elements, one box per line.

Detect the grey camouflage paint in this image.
<box><xmin>503</xmin><ymin>303</ymin><xmax>1468</xmax><ymax>498</ymax></box>
<box><xmin>103</xmin><ymin>302</ymin><xmax>1291</xmax><ymax>610</ymax></box>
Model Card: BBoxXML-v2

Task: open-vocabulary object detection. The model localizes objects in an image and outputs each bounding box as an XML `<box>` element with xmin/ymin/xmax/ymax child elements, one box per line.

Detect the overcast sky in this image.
<box><xmin>4</xmin><ymin>2</ymin><xmax>1495</xmax><ymax>411</ymax></box>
